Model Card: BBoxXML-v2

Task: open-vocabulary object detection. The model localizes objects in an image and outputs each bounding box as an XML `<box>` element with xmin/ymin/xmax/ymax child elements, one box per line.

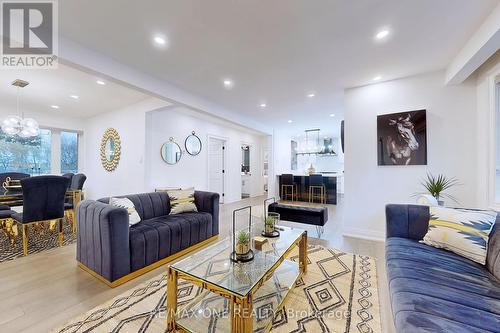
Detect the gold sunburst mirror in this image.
<box><xmin>100</xmin><ymin>128</ymin><xmax>121</xmax><ymax>172</ymax></box>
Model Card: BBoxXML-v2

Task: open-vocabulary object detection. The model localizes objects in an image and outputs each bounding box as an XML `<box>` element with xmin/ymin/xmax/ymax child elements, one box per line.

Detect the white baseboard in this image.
<box><xmin>342</xmin><ymin>227</ymin><xmax>385</xmax><ymax>242</ymax></box>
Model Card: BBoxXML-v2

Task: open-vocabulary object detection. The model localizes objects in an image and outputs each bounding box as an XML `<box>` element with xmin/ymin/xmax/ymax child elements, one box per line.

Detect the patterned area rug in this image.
<box><xmin>0</xmin><ymin>221</ymin><xmax>76</xmax><ymax>263</ymax></box>
<box><xmin>54</xmin><ymin>245</ymin><xmax>381</xmax><ymax>333</ymax></box>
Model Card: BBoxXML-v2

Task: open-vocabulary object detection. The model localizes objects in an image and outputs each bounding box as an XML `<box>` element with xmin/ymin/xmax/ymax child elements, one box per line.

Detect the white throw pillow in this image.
<box><xmin>166</xmin><ymin>187</ymin><xmax>198</xmax><ymax>215</ymax></box>
<box><xmin>109</xmin><ymin>197</ymin><xmax>141</xmax><ymax>226</ymax></box>
<box><xmin>421</xmin><ymin>206</ymin><xmax>497</xmax><ymax>265</ymax></box>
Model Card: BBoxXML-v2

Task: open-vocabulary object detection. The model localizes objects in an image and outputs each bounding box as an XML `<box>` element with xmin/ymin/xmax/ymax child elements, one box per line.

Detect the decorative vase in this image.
<box><xmin>306</xmin><ymin>164</ymin><xmax>316</xmax><ymax>175</ymax></box>
<box><xmin>265</xmin><ymin>223</ymin><xmax>274</xmax><ymax>234</ymax></box>
<box><xmin>236</xmin><ymin>242</ymin><xmax>250</xmax><ymax>255</ymax></box>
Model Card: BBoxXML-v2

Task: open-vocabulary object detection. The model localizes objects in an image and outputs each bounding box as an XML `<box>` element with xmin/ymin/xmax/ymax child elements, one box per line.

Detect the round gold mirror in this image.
<box><xmin>100</xmin><ymin>128</ymin><xmax>121</xmax><ymax>172</ymax></box>
<box><xmin>161</xmin><ymin>138</ymin><xmax>182</xmax><ymax>165</ymax></box>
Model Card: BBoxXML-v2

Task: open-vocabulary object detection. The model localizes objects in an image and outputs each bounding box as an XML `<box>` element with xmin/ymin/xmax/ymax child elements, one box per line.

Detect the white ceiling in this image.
<box><xmin>0</xmin><ymin>63</ymin><xmax>152</xmax><ymax>118</ymax></box>
<box><xmin>59</xmin><ymin>0</ymin><xmax>498</xmax><ymax>129</ymax></box>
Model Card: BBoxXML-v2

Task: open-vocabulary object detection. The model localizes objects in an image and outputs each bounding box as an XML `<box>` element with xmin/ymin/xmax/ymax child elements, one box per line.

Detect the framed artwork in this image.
<box><xmin>377</xmin><ymin>109</ymin><xmax>427</xmax><ymax>166</ymax></box>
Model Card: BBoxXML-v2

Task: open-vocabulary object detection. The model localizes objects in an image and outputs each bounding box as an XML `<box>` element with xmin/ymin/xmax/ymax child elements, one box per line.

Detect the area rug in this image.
<box><xmin>54</xmin><ymin>245</ymin><xmax>381</xmax><ymax>333</ymax></box>
<box><xmin>0</xmin><ymin>221</ymin><xmax>76</xmax><ymax>263</ymax></box>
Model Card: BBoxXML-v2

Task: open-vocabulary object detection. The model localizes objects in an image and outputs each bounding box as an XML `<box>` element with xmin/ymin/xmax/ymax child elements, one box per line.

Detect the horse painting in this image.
<box><xmin>377</xmin><ymin>110</ymin><xmax>427</xmax><ymax>166</ymax></box>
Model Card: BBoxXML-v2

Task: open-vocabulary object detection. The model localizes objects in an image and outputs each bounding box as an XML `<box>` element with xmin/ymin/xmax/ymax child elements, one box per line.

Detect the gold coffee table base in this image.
<box><xmin>167</xmin><ymin>229</ymin><xmax>307</xmax><ymax>333</ymax></box>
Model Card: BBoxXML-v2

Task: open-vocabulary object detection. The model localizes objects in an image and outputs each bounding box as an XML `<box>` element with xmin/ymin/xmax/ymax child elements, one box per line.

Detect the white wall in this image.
<box><xmin>344</xmin><ymin>71</ymin><xmax>478</xmax><ymax>240</ymax></box>
<box><xmin>145</xmin><ymin>106</ymin><xmax>267</xmax><ymax>203</ymax></box>
<box><xmin>82</xmin><ymin>97</ymin><xmax>169</xmax><ymax>199</ymax></box>
<box><xmin>475</xmin><ymin>51</ymin><xmax>500</xmax><ymax>208</ymax></box>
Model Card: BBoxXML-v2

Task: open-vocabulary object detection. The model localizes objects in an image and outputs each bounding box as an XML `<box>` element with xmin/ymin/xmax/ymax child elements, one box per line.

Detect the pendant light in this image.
<box><xmin>1</xmin><ymin>79</ymin><xmax>40</xmax><ymax>138</ymax></box>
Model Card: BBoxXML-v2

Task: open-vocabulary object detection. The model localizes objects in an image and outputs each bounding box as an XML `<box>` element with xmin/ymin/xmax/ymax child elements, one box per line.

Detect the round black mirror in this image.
<box><xmin>185</xmin><ymin>131</ymin><xmax>202</xmax><ymax>156</ymax></box>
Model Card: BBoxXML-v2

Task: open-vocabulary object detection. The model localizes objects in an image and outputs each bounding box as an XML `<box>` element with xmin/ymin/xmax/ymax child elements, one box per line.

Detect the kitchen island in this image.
<box><xmin>277</xmin><ymin>174</ymin><xmax>339</xmax><ymax>204</ymax></box>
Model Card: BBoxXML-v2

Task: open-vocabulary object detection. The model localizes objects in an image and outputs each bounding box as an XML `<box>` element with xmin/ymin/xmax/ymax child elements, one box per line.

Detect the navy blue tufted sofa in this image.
<box><xmin>386</xmin><ymin>204</ymin><xmax>500</xmax><ymax>332</ymax></box>
<box><xmin>76</xmin><ymin>191</ymin><xmax>219</xmax><ymax>287</ymax></box>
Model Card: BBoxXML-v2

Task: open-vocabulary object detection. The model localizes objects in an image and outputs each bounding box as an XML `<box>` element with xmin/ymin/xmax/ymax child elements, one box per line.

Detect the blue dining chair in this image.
<box><xmin>64</xmin><ymin>173</ymin><xmax>86</xmax><ymax>233</ymax></box>
<box><xmin>12</xmin><ymin>175</ymin><xmax>69</xmax><ymax>256</ymax></box>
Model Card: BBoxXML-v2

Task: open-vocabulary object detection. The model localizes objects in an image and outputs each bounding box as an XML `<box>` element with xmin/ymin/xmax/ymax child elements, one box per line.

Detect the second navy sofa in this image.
<box><xmin>76</xmin><ymin>190</ymin><xmax>219</xmax><ymax>286</ymax></box>
<box><xmin>386</xmin><ymin>204</ymin><xmax>500</xmax><ymax>333</ymax></box>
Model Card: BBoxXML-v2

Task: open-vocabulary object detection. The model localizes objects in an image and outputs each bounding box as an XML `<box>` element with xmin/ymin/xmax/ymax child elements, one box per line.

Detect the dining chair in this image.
<box><xmin>62</xmin><ymin>173</ymin><xmax>74</xmax><ymax>188</ymax></box>
<box><xmin>64</xmin><ymin>173</ymin><xmax>86</xmax><ymax>233</ymax></box>
<box><xmin>70</xmin><ymin>173</ymin><xmax>86</xmax><ymax>191</ymax></box>
<box><xmin>281</xmin><ymin>174</ymin><xmax>298</xmax><ymax>201</ymax></box>
<box><xmin>309</xmin><ymin>173</ymin><xmax>326</xmax><ymax>204</ymax></box>
<box><xmin>11</xmin><ymin>175</ymin><xmax>69</xmax><ymax>256</ymax></box>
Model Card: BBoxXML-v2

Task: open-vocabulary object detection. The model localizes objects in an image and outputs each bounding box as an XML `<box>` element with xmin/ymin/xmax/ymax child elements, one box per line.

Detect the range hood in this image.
<box><xmin>318</xmin><ymin>138</ymin><xmax>336</xmax><ymax>155</ymax></box>
<box><xmin>296</xmin><ymin>129</ymin><xmax>337</xmax><ymax>156</ymax></box>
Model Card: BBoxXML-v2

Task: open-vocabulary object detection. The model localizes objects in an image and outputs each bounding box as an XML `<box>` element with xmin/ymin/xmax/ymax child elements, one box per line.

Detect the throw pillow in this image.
<box><xmin>167</xmin><ymin>187</ymin><xmax>198</xmax><ymax>215</ymax></box>
<box><xmin>109</xmin><ymin>197</ymin><xmax>141</xmax><ymax>226</ymax></box>
<box><xmin>422</xmin><ymin>206</ymin><xmax>497</xmax><ymax>265</ymax></box>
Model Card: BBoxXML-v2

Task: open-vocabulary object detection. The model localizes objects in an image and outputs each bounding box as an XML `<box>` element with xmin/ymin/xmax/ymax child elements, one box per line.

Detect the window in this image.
<box><xmin>60</xmin><ymin>131</ymin><xmax>79</xmax><ymax>173</ymax></box>
<box><xmin>0</xmin><ymin>129</ymin><xmax>51</xmax><ymax>174</ymax></box>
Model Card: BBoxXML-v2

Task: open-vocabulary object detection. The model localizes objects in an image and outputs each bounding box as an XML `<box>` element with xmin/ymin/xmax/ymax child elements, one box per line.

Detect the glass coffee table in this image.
<box><xmin>166</xmin><ymin>225</ymin><xmax>307</xmax><ymax>333</ymax></box>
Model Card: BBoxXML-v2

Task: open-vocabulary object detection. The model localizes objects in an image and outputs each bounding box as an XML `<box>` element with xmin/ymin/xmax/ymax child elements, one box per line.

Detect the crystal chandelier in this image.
<box><xmin>1</xmin><ymin>79</ymin><xmax>39</xmax><ymax>138</ymax></box>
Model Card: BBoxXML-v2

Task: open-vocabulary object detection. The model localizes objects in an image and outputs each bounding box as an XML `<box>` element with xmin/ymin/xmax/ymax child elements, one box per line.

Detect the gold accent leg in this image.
<box><xmin>242</xmin><ymin>294</ymin><xmax>253</xmax><ymax>333</ymax></box>
<box><xmin>72</xmin><ymin>210</ymin><xmax>76</xmax><ymax>234</ymax></box>
<box><xmin>167</xmin><ymin>267</ymin><xmax>178</xmax><ymax>331</ymax></box>
<box><xmin>232</xmin><ymin>294</ymin><xmax>253</xmax><ymax>333</ymax></box>
<box><xmin>9</xmin><ymin>220</ymin><xmax>18</xmax><ymax>246</ymax></box>
<box><xmin>58</xmin><ymin>218</ymin><xmax>63</xmax><ymax>246</ymax></box>
<box><xmin>230</xmin><ymin>297</ymin><xmax>237</xmax><ymax>332</ymax></box>
<box><xmin>22</xmin><ymin>224</ymin><xmax>28</xmax><ymax>256</ymax></box>
<box><xmin>49</xmin><ymin>220</ymin><xmax>56</xmax><ymax>234</ymax></box>
<box><xmin>299</xmin><ymin>232</ymin><xmax>308</xmax><ymax>274</ymax></box>
<box><xmin>65</xmin><ymin>210</ymin><xmax>76</xmax><ymax>234</ymax></box>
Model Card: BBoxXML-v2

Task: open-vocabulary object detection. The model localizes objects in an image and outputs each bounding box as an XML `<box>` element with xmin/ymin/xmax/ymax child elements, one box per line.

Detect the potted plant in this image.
<box><xmin>235</xmin><ymin>230</ymin><xmax>250</xmax><ymax>256</ymax></box>
<box><xmin>265</xmin><ymin>216</ymin><xmax>275</xmax><ymax>234</ymax></box>
<box><xmin>419</xmin><ymin>173</ymin><xmax>459</xmax><ymax>206</ymax></box>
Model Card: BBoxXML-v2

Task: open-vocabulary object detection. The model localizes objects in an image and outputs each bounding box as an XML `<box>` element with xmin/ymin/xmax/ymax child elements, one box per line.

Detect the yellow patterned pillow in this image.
<box><xmin>167</xmin><ymin>187</ymin><xmax>198</xmax><ymax>215</ymax></box>
<box><xmin>422</xmin><ymin>206</ymin><xmax>497</xmax><ymax>264</ymax></box>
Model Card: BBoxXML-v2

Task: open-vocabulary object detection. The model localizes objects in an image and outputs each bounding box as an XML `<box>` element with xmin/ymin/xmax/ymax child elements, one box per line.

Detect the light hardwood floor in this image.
<box><xmin>0</xmin><ymin>195</ymin><xmax>395</xmax><ymax>333</ymax></box>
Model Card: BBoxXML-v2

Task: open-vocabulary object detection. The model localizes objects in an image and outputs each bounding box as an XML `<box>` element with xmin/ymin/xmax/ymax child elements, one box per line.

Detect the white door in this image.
<box><xmin>208</xmin><ymin>137</ymin><xmax>226</xmax><ymax>203</ymax></box>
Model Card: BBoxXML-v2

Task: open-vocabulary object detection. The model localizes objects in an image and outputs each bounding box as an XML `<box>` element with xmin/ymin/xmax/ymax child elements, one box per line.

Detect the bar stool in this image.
<box><xmin>309</xmin><ymin>174</ymin><xmax>326</xmax><ymax>204</ymax></box>
<box><xmin>281</xmin><ymin>174</ymin><xmax>298</xmax><ymax>201</ymax></box>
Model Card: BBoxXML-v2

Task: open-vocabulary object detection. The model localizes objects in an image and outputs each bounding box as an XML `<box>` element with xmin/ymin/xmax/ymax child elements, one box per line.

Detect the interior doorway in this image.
<box><xmin>208</xmin><ymin>136</ymin><xmax>226</xmax><ymax>203</ymax></box>
<box><xmin>241</xmin><ymin>144</ymin><xmax>251</xmax><ymax>199</ymax></box>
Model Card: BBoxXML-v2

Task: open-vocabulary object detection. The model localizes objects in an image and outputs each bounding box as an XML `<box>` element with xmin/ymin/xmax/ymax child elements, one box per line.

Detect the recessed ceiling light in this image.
<box><xmin>329</xmin><ymin>113</ymin><xmax>335</xmax><ymax>117</ymax></box>
<box><xmin>375</xmin><ymin>29</ymin><xmax>390</xmax><ymax>40</ymax></box>
<box><xmin>70</xmin><ymin>95</ymin><xmax>79</xmax><ymax>99</ymax></box>
<box><xmin>373</xmin><ymin>75</ymin><xmax>382</xmax><ymax>81</ymax></box>
<box><xmin>307</xmin><ymin>93</ymin><xmax>315</xmax><ymax>98</ymax></box>
<box><xmin>153</xmin><ymin>35</ymin><xmax>167</xmax><ymax>46</ymax></box>
<box><xmin>50</xmin><ymin>105</ymin><xmax>60</xmax><ymax>109</ymax></box>
<box><xmin>223</xmin><ymin>79</ymin><xmax>233</xmax><ymax>89</ymax></box>
<box><xmin>96</xmin><ymin>80</ymin><xmax>106</xmax><ymax>85</ymax></box>
<box><xmin>288</xmin><ymin>120</ymin><xmax>293</xmax><ymax>123</ymax></box>
<box><xmin>260</xmin><ymin>103</ymin><xmax>267</xmax><ymax>108</ymax></box>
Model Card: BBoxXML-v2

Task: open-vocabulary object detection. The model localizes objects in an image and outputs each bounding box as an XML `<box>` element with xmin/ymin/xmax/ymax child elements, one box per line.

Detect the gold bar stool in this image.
<box><xmin>281</xmin><ymin>174</ymin><xmax>298</xmax><ymax>201</ymax></box>
<box><xmin>308</xmin><ymin>174</ymin><xmax>326</xmax><ymax>204</ymax></box>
